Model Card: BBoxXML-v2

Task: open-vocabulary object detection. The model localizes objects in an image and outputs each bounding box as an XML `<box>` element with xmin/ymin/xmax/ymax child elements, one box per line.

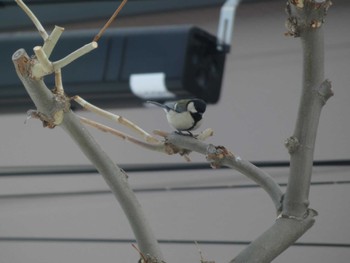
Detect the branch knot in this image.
<box><xmin>314</xmin><ymin>79</ymin><xmax>333</xmax><ymax>104</ymax></box>
<box><xmin>284</xmin><ymin>136</ymin><xmax>300</xmax><ymax>154</ymax></box>
<box><xmin>206</xmin><ymin>145</ymin><xmax>234</xmax><ymax>168</ymax></box>
<box><xmin>26</xmin><ymin>90</ymin><xmax>70</xmax><ymax>128</ymax></box>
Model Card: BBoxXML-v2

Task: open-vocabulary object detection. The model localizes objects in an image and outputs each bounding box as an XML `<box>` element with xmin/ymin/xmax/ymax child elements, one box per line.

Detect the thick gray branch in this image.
<box><xmin>232</xmin><ymin>1</ymin><xmax>333</xmax><ymax>261</ymax></box>
<box><xmin>12</xmin><ymin>49</ymin><xmax>164</xmax><ymax>262</ymax></box>
<box><xmin>283</xmin><ymin>0</ymin><xmax>333</xmax><ymax>218</ymax></box>
<box><xmin>166</xmin><ymin>134</ymin><xmax>283</xmax><ymax>211</ymax></box>
<box><xmin>231</xmin><ymin>210</ymin><xmax>317</xmax><ymax>263</ymax></box>
<box><xmin>223</xmin><ymin>157</ymin><xmax>283</xmax><ymax>211</ymax></box>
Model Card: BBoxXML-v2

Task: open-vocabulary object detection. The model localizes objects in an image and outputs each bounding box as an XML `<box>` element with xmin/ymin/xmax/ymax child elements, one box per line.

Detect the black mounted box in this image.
<box><xmin>0</xmin><ymin>25</ymin><xmax>227</xmax><ymax>112</ymax></box>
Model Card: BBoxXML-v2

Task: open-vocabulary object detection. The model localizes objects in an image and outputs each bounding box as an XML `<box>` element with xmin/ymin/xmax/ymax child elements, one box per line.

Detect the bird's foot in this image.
<box><xmin>175</xmin><ymin>131</ymin><xmax>195</xmax><ymax>137</ymax></box>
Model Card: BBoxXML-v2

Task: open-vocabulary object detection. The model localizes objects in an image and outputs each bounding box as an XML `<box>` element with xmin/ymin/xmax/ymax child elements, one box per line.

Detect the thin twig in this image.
<box><xmin>78</xmin><ymin>116</ymin><xmax>165</xmax><ymax>152</ymax></box>
<box><xmin>33</xmin><ymin>46</ymin><xmax>52</xmax><ymax>72</ymax></box>
<box><xmin>52</xmin><ymin>42</ymin><xmax>98</xmax><ymax>70</ymax></box>
<box><xmin>195</xmin><ymin>241</ymin><xmax>215</xmax><ymax>263</ymax></box>
<box><xmin>54</xmin><ymin>69</ymin><xmax>64</xmax><ymax>95</ymax></box>
<box><xmin>42</xmin><ymin>26</ymin><xmax>65</xmax><ymax>57</ymax></box>
<box><xmin>15</xmin><ymin>0</ymin><xmax>48</xmax><ymax>41</ymax></box>
<box><xmin>73</xmin><ymin>96</ymin><xmax>159</xmax><ymax>144</ymax></box>
<box><xmin>31</xmin><ymin>42</ymin><xmax>97</xmax><ymax>79</ymax></box>
<box><xmin>132</xmin><ymin>244</ymin><xmax>148</xmax><ymax>263</ymax></box>
<box><xmin>93</xmin><ymin>0</ymin><xmax>128</xmax><ymax>42</ymax></box>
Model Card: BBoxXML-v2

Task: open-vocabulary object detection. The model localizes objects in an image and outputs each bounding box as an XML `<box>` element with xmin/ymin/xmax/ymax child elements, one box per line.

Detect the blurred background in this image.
<box><xmin>0</xmin><ymin>0</ymin><xmax>349</xmax><ymax>262</ymax></box>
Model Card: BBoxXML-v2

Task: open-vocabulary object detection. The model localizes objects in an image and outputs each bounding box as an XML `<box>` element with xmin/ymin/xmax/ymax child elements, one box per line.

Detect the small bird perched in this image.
<box><xmin>147</xmin><ymin>99</ymin><xmax>207</xmax><ymax>134</ymax></box>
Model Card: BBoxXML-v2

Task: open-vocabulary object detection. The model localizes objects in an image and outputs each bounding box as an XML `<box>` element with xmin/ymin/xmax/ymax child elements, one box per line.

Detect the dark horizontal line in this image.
<box><xmin>0</xmin><ymin>160</ymin><xmax>349</xmax><ymax>177</ymax></box>
<box><xmin>1</xmin><ymin>180</ymin><xmax>350</xmax><ymax>200</ymax></box>
<box><xmin>0</xmin><ymin>190</ymin><xmax>111</xmax><ymax>199</ymax></box>
<box><xmin>0</xmin><ymin>237</ymin><xmax>349</xmax><ymax>248</ymax></box>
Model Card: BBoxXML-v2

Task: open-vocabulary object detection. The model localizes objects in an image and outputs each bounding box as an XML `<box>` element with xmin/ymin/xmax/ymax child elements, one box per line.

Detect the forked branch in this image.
<box><xmin>13</xmin><ymin>0</ymin><xmax>164</xmax><ymax>261</ymax></box>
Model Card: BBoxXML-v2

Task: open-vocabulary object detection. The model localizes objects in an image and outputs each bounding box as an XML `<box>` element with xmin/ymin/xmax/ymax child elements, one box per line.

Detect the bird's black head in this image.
<box><xmin>188</xmin><ymin>99</ymin><xmax>206</xmax><ymax>114</ymax></box>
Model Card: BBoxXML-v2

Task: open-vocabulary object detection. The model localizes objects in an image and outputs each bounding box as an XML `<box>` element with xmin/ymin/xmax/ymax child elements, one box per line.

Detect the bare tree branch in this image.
<box><xmin>42</xmin><ymin>26</ymin><xmax>64</xmax><ymax>57</ymax></box>
<box><xmin>165</xmin><ymin>133</ymin><xmax>283</xmax><ymax>211</ymax></box>
<box><xmin>74</xmin><ymin>95</ymin><xmax>160</xmax><ymax>144</ymax></box>
<box><xmin>13</xmin><ymin>49</ymin><xmax>165</xmax><ymax>263</ymax></box>
<box><xmin>15</xmin><ymin>0</ymin><xmax>48</xmax><ymax>40</ymax></box>
<box><xmin>93</xmin><ymin>0</ymin><xmax>128</xmax><ymax>42</ymax></box>
<box><xmin>283</xmin><ymin>0</ymin><xmax>333</xmax><ymax>218</ymax></box>
<box><xmin>77</xmin><ymin>115</ymin><xmax>165</xmax><ymax>152</ymax></box>
<box><xmin>14</xmin><ymin>1</ymin><xmax>161</xmax><ymax>254</ymax></box>
<box><xmin>231</xmin><ymin>209</ymin><xmax>317</xmax><ymax>263</ymax></box>
<box><xmin>229</xmin><ymin>1</ymin><xmax>333</xmax><ymax>261</ymax></box>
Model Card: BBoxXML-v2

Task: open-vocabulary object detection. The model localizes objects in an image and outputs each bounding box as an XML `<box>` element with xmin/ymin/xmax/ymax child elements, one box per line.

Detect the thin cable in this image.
<box><xmin>1</xmin><ymin>180</ymin><xmax>350</xmax><ymax>200</ymax></box>
<box><xmin>0</xmin><ymin>237</ymin><xmax>349</xmax><ymax>248</ymax></box>
<box><xmin>0</xmin><ymin>160</ymin><xmax>349</xmax><ymax>177</ymax></box>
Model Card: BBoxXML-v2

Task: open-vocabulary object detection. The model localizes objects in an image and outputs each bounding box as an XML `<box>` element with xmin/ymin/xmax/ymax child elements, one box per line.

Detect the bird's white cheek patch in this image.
<box><xmin>187</xmin><ymin>102</ymin><xmax>197</xmax><ymax>113</ymax></box>
<box><xmin>130</xmin><ymin>72</ymin><xmax>175</xmax><ymax>99</ymax></box>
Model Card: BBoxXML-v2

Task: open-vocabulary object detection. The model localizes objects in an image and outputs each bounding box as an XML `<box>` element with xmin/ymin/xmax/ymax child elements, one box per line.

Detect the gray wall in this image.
<box><xmin>1</xmin><ymin>1</ymin><xmax>349</xmax><ymax>262</ymax></box>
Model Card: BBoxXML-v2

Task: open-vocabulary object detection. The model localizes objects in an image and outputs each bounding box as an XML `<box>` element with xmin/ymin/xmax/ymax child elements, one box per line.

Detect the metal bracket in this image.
<box><xmin>217</xmin><ymin>0</ymin><xmax>241</xmax><ymax>52</ymax></box>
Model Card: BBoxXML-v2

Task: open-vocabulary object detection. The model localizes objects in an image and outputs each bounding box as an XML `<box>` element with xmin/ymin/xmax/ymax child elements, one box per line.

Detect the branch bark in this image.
<box><xmin>12</xmin><ymin>49</ymin><xmax>164</xmax><ymax>262</ymax></box>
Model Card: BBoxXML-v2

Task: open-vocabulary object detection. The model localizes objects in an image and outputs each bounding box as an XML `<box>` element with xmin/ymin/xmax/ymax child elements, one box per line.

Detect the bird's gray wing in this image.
<box><xmin>164</xmin><ymin>101</ymin><xmax>180</xmax><ymax>112</ymax></box>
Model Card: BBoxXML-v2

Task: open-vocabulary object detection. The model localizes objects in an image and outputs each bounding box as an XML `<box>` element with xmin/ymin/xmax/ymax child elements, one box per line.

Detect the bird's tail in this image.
<box><xmin>146</xmin><ymin>100</ymin><xmax>171</xmax><ymax>111</ymax></box>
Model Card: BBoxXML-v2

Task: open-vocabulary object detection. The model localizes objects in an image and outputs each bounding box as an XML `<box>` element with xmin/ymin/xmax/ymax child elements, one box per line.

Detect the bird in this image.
<box><xmin>147</xmin><ymin>99</ymin><xmax>207</xmax><ymax>134</ymax></box>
